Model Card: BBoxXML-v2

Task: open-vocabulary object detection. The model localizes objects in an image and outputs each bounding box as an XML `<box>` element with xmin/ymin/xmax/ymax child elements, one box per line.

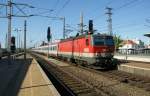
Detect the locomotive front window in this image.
<box><xmin>105</xmin><ymin>38</ymin><xmax>114</xmax><ymax>46</ymax></box>
<box><xmin>94</xmin><ymin>38</ymin><xmax>104</xmax><ymax>45</ymax></box>
<box><xmin>94</xmin><ymin>36</ymin><xmax>114</xmax><ymax>46</ymax></box>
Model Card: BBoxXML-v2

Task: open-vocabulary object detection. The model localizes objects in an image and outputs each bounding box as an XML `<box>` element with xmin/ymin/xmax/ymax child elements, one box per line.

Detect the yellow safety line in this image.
<box><xmin>29</xmin><ymin>62</ymin><xmax>33</xmax><ymax>96</ymax></box>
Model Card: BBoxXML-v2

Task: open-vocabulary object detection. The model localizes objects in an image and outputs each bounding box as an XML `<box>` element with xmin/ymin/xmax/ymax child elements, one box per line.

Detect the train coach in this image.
<box><xmin>32</xmin><ymin>40</ymin><xmax>59</xmax><ymax>57</ymax></box>
<box><xmin>32</xmin><ymin>33</ymin><xmax>116</xmax><ymax>68</ymax></box>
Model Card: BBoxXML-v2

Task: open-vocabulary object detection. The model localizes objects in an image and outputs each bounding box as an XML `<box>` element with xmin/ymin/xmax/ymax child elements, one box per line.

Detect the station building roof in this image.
<box><xmin>144</xmin><ymin>33</ymin><xmax>150</xmax><ymax>38</ymax></box>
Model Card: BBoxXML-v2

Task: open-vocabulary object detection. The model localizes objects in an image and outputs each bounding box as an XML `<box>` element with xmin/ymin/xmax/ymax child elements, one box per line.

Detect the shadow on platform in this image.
<box><xmin>0</xmin><ymin>57</ymin><xmax>33</xmax><ymax>96</ymax></box>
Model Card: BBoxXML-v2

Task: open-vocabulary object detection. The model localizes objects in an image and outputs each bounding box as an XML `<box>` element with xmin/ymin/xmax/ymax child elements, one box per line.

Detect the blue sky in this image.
<box><xmin>0</xmin><ymin>0</ymin><xmax>150</xmax><ymax>48</ymax></box>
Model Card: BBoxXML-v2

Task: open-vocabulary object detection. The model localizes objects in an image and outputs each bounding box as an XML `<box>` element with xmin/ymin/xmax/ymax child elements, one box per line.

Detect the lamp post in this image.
<box><xmin>125</xmin><ymin>37</ymin><xmax>129</xmax><ymax>62</ymax></box>
<box><xmin>24</xmin><ymin>20</ymin><xmax>26</xmax><ymax>60</ymax></box>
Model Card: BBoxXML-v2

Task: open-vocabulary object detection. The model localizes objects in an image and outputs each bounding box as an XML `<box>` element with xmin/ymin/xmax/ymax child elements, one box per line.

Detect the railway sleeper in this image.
<box><xmin>55</xmin><ymin>71</ymin><xmax>69</xmax><ymax>75</ymax></box>
<box><xmin>73</xmin><ymin>88</ymin><xmax>94</xmax><ymax>94</ymax></box>
<box><xmin>64</xmin><ymin>80</ymin><xmax>78</xmax><ymax>84</ymax></box>
<box><xmin>145</xmin><ymin>86</ymin><xmax>150</xmax><ymax>91</ymax></box>
<box><xmin>59</xmin><ymin>76</ymin><xmax>76</xmax><ymax>81</ymax></box>
<box><xmin>68</xmin><ymin>84</ymin><xmax>86</xmax><ymax>88</ymax></box>
<box><xmin>78</xmin><ymin>91</ymin><xmax>101</xmax><ymax>96</ymax></box>
<box><xmin>60</xmin><ymin>76</ymin><xmax>74</xmax><ymax>80</ymax></box>
<box><xmin>58</xmin><ymin>78</ymin><xmax>76</xmax><ymax>83</ymax></box>
<box><xmin>67</xmin><ymin>82</ymin><xmax>81</xmax><ymax>85</ymax></box>
<box><xmin>54</xmin><ymin>73</ymin><xmax>69</xmax><ymax>78</ymax></box>
<box><xmin>64</xmin><ymin>81</ymin><xmax>80</xmax><ymax>85</ymax></box>
<box><xmin>69</xmin><ymin>85</ymin><xmax>89</xmax><ymax>91</ymax></box>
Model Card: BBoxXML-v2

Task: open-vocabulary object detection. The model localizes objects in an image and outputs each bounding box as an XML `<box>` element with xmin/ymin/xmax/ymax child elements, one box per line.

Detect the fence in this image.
<box><xmin>115</xmin><ymin>48</ymin><xmax>150</xmax><ymax>56</ymax></box>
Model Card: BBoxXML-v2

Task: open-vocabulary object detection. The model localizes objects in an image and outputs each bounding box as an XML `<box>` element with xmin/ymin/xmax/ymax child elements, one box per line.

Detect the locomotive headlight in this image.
<box><xmin>95</xmin><ymin>52</ymin><xmax>100</xmax><ymax>56</ymax></box>
<box><xmin>102</xmin><ymin>49</ymin><xmax>106</xmax><ymax>52</ymax></box>
<box><xmin>95</xmin><ymin>52</ymin><xmax>97</xmax><ymax>56</ymax></box>
<box><xmin>95</xmin><ymin>52</ymin><xmax>99</xmax><ymax>56</ymax></box>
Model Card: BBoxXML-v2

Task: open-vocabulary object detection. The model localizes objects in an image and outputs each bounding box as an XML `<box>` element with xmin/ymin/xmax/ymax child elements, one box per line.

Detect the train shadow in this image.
<box><xmin>1</xmin><ymin>57</ymin><xmax>33</xmax><ymax>96</ymax></box>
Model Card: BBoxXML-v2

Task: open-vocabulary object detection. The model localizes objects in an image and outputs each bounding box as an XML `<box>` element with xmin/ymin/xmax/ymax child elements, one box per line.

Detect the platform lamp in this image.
<box><xmin>47</xmin><ymin>26</ymin><xmax>51</xmax><ymax>58</ymax></box>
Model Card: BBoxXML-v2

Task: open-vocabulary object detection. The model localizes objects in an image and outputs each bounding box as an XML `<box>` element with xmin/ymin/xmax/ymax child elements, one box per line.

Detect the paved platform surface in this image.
<box><xmin>118</xmin><ymin>62</ymin><xmax>150</xmax><ymax>78</ymax></box>
<box><xmin>114</xmin><ymin>55</ymin><xmax>150</xmax><ymax>62</ymax></box>
<box><xmin>0</xmin><ymin>54</ymin><xmax>60</xmax><ymax>96</ymax></box>
<box><xmin>114</xmin><ymin>54</ymin><xmax>150</xmax><ymax>78</ymax></box>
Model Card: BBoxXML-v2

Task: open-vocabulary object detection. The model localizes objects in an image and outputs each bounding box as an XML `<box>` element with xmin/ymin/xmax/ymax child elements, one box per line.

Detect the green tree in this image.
<box><xmin>113</xmin><ymin>35</ymin><xmax>123</xmax><ymax>50</ymax></box>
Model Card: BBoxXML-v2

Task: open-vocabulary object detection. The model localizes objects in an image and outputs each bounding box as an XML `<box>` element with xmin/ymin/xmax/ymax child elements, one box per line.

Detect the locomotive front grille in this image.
<box><xmin>95</xmin><ymin>52</ymin><xmax>113</xmax><ymax>58</ymax></box>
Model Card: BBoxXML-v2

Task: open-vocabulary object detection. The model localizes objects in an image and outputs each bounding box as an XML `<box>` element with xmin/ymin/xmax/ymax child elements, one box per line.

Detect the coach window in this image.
<box><xmin>86</xmin><ymin>39</ymin><xmax>89</xmax><ymax>46</ymax></box>
<box><xmin>54</xmin><ymin>46</ymin><xmax>56</xmax><ymax>50</ymax></box>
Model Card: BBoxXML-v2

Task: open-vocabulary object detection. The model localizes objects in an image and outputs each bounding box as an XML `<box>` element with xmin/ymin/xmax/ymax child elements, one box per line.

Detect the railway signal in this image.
<box><xmin>47</xmin><ymin>26</ymin><xmax>51</xmax><ymax>58</ymax></box>
<box><xmin>89</xmin><ymin>20</ymin><xmax>93</xmax><ymax>34</ymax></box>
<box><xmin>47</xmin><ymin>27</ymin><xmax>51</xmax><ymax>42</ymax></box>
<box><xmin>11</xmin><ymin>36</ymin><xmax>16</xmax><ymax>53</ymax></box>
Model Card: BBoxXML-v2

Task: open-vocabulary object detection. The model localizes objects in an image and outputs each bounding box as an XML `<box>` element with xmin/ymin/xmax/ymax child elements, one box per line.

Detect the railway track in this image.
<box><xmin>31</xmin><ymin>52</ymin><xmax>150</xmax><ymax>96</ymax></box>
<box><xmin>31</xmin><ymin>53</ymin><xmax>108</xmax><ymax>96</ymax></box>
<box><xmin>99</xmin><ymin>70</ymin><xmax>150</xmax><ymax>91</ymax></box>
<box><xmin>57</xmin><ymin>57</ymin><xmax>150</xmax><ymax>92</ymax></box>
<box><xmin>71</xmin><ymin>62</ymin><xmax>150</xmax><ymax>92</ymax></box>
<box><xmin>90</xmin><ymin>60</ymin><xmax>150</xmax><ymax>92</ymax></box>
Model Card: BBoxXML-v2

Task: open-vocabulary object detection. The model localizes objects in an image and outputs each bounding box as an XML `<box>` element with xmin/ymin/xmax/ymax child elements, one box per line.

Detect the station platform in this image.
<box><xmin>118</xmin><ymin>62</ymin><xmax>150</xmax><ymax>78</ymax></box>
<box><xmin>114</xmin><ymin>55</ymin><xmax>150</xmax><ymax>78</ymax></box>
<box><xmin>114</xmin><ymin>55</ymin><xmax>150</xmax><ymax>62</ymax></box>
<box><xmin>0</xmin><ymin>54</ymin><xmax>60</xmax><ymax>96</ymax></box>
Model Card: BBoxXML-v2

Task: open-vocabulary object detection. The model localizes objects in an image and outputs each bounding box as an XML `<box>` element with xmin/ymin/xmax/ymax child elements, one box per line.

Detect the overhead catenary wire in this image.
<box><xmin>52</xmin><ymin>0</ymin><xmax>59</xmax><ymax>10</ymax></box>
<box><xmin>94</xmin><ymin>0</ymin><xmax>140</xmax><ymax>20</ymax></box>
<box><xmin>145</xmin><ymin>18</ymin><xmax>150</xmax><ymax>23</ymax></box>
<box><xmin>99</xmin><ymin>22</ymin><xmax>144</xmax><ymax>32</ymax></box>
<box><xmin>14</xmin><ymin>4</ymin><xmax>27</xmax><ymax>16</ymax></box>
<box><xmin>55</xmin><ymin>0</ymin><xmax>71</xmax><ymax>16</ymax></box>
<box><xmin>93</xmin><ymin>0</ymin><xmax>143</xmax><ymax>36</ymax></box>
<box><xmin>12</xmin><ymin>1</ymin><xmax>54</xmax><ymax>16</ymax></box>
<box><xmin>114</xmin><ymin>0</ymin><xmax>140</xmax><ymax>11</ymax></box>
<box><xmin>93</xmin><ymin>0</ymin><xmax>116</xmax><ymax>20</ymax></box>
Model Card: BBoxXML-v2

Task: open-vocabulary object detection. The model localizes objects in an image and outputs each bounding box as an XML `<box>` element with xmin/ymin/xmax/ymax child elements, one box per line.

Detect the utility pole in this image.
<box><xmin>24</xmin><ymin>20</ymin><xmax>26</xmax><ymax>60</ymax></box>
<box><xmin>0</xmin><ymin>0</ymin><xmax>34</xmax><ymax>62</ymax></box>
<box><xmin>80</xmin><ymin>12</ymin><xmax>83</xmax><ymax>34</ymax></box>
<box><xmin>62</xmin><ymin>17</ymin><xmax>66</xmax><ymax>39</ymax></box>
<box><xmin>105</xmin><ymin>7</ymin><xmax>113</xmax><ymax>36</ymax></box>
<box><xmin>7</xmin><ymin>0</ymin><xmax>12</xmax><ymax>63</ymax></box>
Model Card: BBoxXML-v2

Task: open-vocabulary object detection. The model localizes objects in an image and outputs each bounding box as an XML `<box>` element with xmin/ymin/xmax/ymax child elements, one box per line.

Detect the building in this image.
<box><xmin>144</xmin><ymin>33</ymin><xmax>150</xmax><ymax>48</ymax></box>
<box><xmin>118</xmin><ymin>39</ymin><xmax>144</xmax><ymax>54</ymax></box>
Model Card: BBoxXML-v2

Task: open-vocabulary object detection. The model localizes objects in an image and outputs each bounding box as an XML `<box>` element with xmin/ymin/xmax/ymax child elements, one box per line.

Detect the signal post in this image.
<box><xmin>47</xmin><ymin>27</ymin><xmax>51</xmax><ymax>58</ymax></box>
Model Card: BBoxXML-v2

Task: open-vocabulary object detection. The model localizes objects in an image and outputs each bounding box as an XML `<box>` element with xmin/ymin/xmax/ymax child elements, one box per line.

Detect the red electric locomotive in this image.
<box><xmin>58</xmin><ymin>20</ymin><xmax>115</xmax><ymax>68</ymax></box>
<box><xmin>58</xmin><ymin>33</ymin><xmax>115</xmax><ymax>68</ymax></box>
